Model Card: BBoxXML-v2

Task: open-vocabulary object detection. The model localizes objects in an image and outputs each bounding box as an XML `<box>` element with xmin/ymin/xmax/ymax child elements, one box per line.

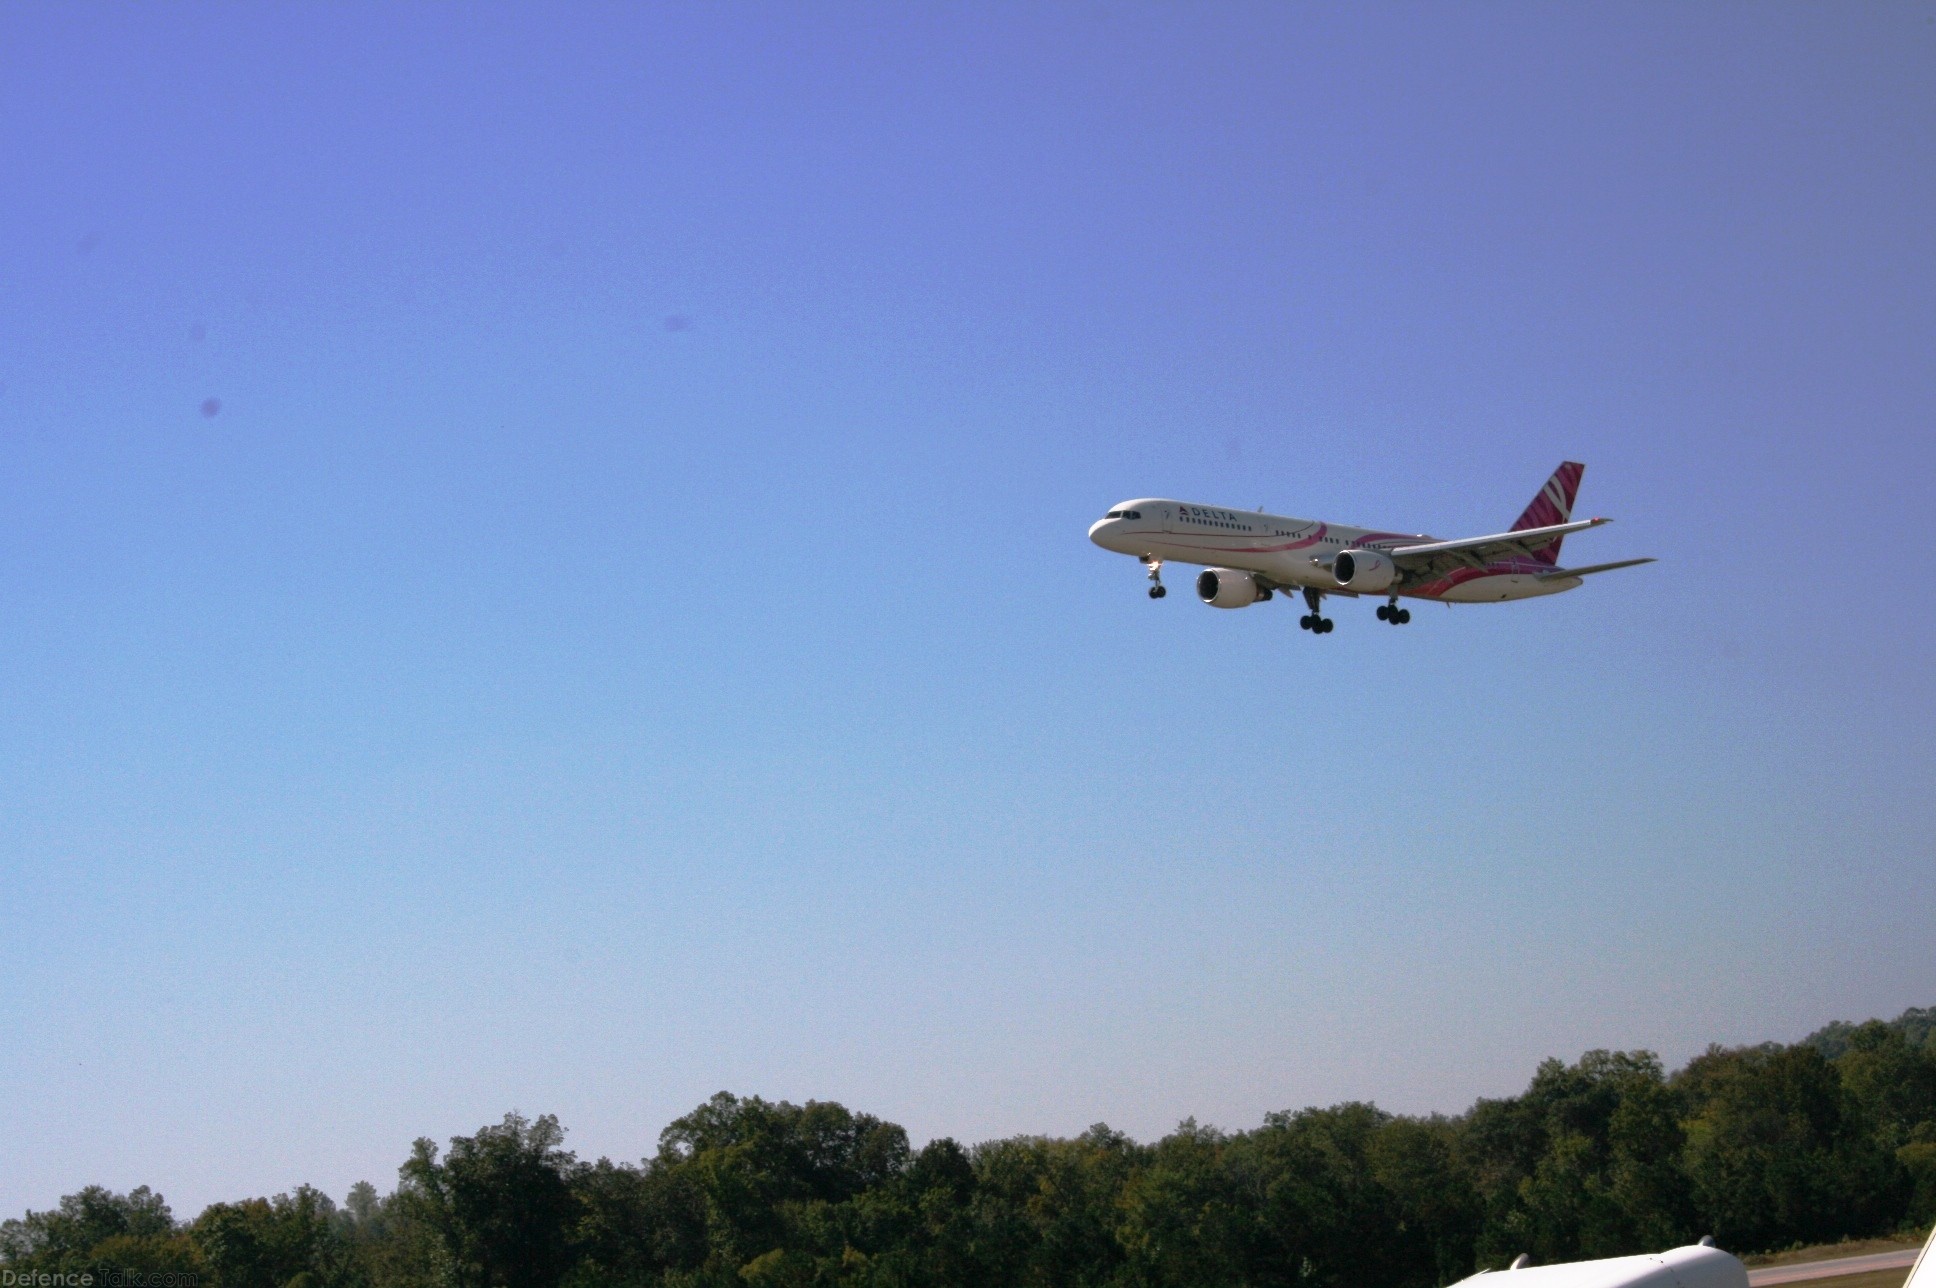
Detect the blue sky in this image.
<box><xmin>2</xmin><ymin>2</ymin><xmax>1932</xmax><ymax>1217</ymax></box>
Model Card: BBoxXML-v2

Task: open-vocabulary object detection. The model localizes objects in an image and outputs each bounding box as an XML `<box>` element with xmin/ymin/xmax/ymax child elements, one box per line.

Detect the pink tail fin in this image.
<box><xmin>1512</xmin><ymin>461</ymin><xmax>1584</xmax><ymax>565</ymax></box>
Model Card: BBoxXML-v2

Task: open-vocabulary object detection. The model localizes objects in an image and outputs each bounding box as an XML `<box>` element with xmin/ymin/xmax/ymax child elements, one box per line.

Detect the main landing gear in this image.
<box><xmin>1376</xmin><ymin>597</ymin><xmax>1412</xmax><ymax>625</ymax></box>
<box><xmin>1299</xmin><ymin>587</ymin><xmax>1333</xmax><ymax>634</ymax></box>
<box><xmin>1142</xmin><ymin>556</ymin><xmax>1166</xmax><ymax>599</ymax></box>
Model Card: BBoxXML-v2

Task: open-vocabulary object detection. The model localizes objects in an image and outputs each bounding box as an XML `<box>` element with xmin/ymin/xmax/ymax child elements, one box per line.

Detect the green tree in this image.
<box><xmin>0</xmin><ymin>1185</ymin><xmax>176</xmax><ymax>1264</ymax></box>
<box><xmin>1240</xmin><ymin>1101</ymin><xmax>1442</xmax><ymax>1288</ymax></box>
<box><xmin>1802</xmin><ymin>1006</ymin><xmax>1936</xmax><ymax>1061</ymax></box>
<box><xmin>966</xmin><ymin>1125</ymin><xmax>1142</xmax><ymax>1288</ymax></box>
<box><xmin>653</xmin><ymin>1092</ymin><xmax>910</xmax><ymax>1278</ymax></box>
<box><xmin>1117</xmin><ymin>1119</ymin><xmax>1248</xmax><ymax>1288</ymax></box>
<box><xmin>863</xmin><ymin>1136</ymin><xmax>981</xmax><ymax>1287</ymax></box>
<box><xmin>1899</xmin><ymin>1125</ymin><xmax>1936</xmax><ymax>1228</ymax></box>
<box><xmin>0</xmin><ymin>1186</ymin><xmax>199</xmax><ymax>1279</ymax></box>
<box><xmin>337</xmin><ymin>1181</ymin><xmax>445</xmax><ymax>1288</ymax></box>
<box><xmin>192</xmin><ymin>1186</ymin><xmax>341</xmax><ymax>1288</ymax></box>
<box><xmin>1835</xmin><ymin>1021</ymin><xmax>1936</xmax><ymax>1151</ymax></box>
<box><xmin>1678</xmin><ymin>1043</ymin><xmax>1896</xmax><ymax>1250</ymax></box>
<box><xmin>1603</xmin><ymin>1066</ymin><xmax>1695</xmax><ymax>1250</ymax></box>
<box><xmin>1369</xmin><ymin>1115</ymin><xmax>1481</xmax><ymax>1287</ymax></box>
<box><xmin>12</xmin><ymin>1008</ymin><xmax>1936</xmax><ymax>1288</ymax></box>
<box><xmin>1462</xmin><ymin>1051</ymin><xmax>1691</xmax><ymax>1266</ymax></box>
<box><xmin>401</xmin><ymin>1112</ymin><xmax>584</xmax><ymax>1288</ymax></box>
<box><xmin>566</xmin><ymin>1155</ymin><xmax>710</xmax><ymax>1287</ymax></box>
<box><xmin>77</xmin><ymin>1231</ymin><xmax>207</xmax><ymax>1281</ymax></box>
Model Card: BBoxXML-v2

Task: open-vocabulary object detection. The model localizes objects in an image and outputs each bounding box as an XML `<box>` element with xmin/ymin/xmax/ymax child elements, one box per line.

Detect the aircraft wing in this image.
<box><xmin>1387</xmin><ymin>518</ymin><xmax>1609</xmax><ymax>566</ymax></box>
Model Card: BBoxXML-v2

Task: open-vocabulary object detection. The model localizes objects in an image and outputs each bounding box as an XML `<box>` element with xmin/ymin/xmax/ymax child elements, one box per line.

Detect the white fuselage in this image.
<box><xmin>1087</xmin><ymin>499</ymin><xmax>1582</xmax><ymax>602</ymax></box>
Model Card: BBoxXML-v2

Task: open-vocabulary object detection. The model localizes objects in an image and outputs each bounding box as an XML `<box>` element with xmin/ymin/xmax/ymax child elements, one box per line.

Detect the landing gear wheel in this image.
<box><xmin>1300</xmin><ymin>587</ymin><xmax>1329</xmax><ymax>637</ymax></box>
<box><xmin>1396</xmin><ymin>608</ymin><xmax>1410</xmax><ymax>624</ymax></box>
<box><xmin>1376</xmin><ymin>604</ymin><xmax>1391</xmax><ymax>621</ymax></box>
<box><xmin>1318</xmin><ymin>618</ymin><xmax>1334</xmax><ymax>634</ymax></box>
<box><xmin>1149</xmin><ymin>585</ymin><xmax>1166</xmax><ymax>599</ymax></box>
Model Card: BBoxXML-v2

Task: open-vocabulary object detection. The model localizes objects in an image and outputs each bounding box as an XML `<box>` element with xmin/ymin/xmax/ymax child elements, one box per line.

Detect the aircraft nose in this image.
<box><xmin>1089</xmin><ymin>518</ymin><xmax>1115</xmax><ymax>546</ymax></box>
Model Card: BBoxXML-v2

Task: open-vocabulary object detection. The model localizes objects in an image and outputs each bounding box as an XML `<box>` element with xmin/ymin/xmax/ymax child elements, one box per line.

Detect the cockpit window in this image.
<box><xmin>1106</xmin><ymin>510</ymin><xmax>1124</xmax><ymax>519</ymax></box>
<box><xmin>1126</xmin><ymin>510</ymin><xmax>1141</xmax><ymax>520</ymax></box>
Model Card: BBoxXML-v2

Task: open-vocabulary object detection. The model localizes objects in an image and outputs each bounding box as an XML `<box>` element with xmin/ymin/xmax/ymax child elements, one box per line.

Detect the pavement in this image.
<box><xmin>1747</xmin><ymin>1247</ymin><xmax>1923</xmax><ymax>1285</ymax></box>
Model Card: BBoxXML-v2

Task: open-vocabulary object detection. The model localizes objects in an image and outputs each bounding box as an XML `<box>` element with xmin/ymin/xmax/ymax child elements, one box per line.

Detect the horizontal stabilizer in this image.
<box><xmin>1538</xmin><ymin>557</ymin><xmax>1656</xmax><ymax>580</ymax></box>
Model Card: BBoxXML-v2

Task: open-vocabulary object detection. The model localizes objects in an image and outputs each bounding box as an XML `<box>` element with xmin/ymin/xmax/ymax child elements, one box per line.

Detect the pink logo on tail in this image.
<box><xmin>1512</xmin><ymin>461</ymin><xmax>1584</xmax><ymax>565</ymax></box>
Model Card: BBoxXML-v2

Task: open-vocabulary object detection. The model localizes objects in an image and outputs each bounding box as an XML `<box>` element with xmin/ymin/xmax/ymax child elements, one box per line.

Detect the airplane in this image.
<box><xmin>1087</xmin><ymin>461</ymin><xmax>1653</xmax><ymax>633</ymax></box>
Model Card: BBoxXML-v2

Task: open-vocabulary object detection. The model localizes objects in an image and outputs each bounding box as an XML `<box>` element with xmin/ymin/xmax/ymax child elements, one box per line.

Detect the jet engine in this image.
<box><xmin>1196</xmin><ymin>568</ymin><xmax>1264</xmax><ymax>608</ymax></box>
<box><xmin>1333</xmin><ymin>549</ymin><xmax>1396</xmax><ymax>593</ymax></box>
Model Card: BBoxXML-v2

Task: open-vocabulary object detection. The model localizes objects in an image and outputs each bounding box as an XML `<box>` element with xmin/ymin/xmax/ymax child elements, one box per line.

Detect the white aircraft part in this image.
<box><xmin>1333</xmin><ymin>548</ymin><xmax>1396</xmax><ymax>592</ymax></box>
<box><xmin>1196</xmin><ymin>567</ymin><xmax>1262</xmax><ymax>608</ymax></box>
<box><xmin>1905</xmin><ymin>1223</ymin><xmax>1936</xmax><ymax>1288</ymax></box>
<box><xmin>1389</xmin><ymin>517</ymin><xmax>1607</xmax><ymax>559</ymax></box>
<box><xmin>1541</xmin><ymin>558</ymin><xmax>1658</xmax><ymax>580</ymax></box>
<box><xmin>1450</xmin><ymin>1244</ymin><xmax>1746</xmax><ymax>1288</ymax></box>
<box><xmin>1436</xmin><ymin>573</ymin><xmax>1575</xmax><ymax>602</ymax></box>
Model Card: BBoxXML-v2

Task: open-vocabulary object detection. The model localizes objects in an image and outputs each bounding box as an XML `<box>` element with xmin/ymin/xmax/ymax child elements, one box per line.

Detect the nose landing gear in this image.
<box><xmin>1376</xmin><ymin>598</ymin><xmax>1412</xmax><ymax>625</ymax></box>
<box><xmin>1299</xmin><ymin>587</ymin><xmax>1333</xmax><ymax>634</ymax></box>
<box><xmin>1142</xmin><ymin>557</ymin><xmax>1166</xmax><ymax>599</ymax></box>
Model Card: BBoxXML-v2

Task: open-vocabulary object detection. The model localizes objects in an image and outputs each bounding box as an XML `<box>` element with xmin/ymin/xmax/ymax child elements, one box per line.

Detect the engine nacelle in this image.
<box><xmin>1196</xmin><ymin>568</ymin><xmax>1263</xmax><ymax>608</ymax></box>
<box><xmin>1333</xmin><ymin>548</ymin><xmax>1396</xmax><ymax>593</ymax></box>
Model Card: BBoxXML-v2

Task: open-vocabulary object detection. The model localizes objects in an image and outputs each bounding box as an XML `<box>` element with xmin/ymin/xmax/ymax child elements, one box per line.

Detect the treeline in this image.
<box><xmin>7</xmin><ymin>1009</ymin><xmax>1936</xmax><ymax>1288</ymax></box>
